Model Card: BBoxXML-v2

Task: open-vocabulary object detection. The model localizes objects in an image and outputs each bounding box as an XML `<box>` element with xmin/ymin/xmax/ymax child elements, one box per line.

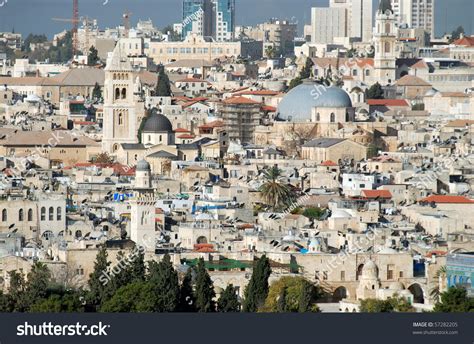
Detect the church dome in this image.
<box><xmin>142</xmin><ymin>108</ymin><xmax>173</xmax><ymax>133</ymax></box>
<box><xmin>136</xmin><ymin>159</ymin><xmax>151</xmax><ymax>172</ymax></box>
<box><xmin>276</xmin><ymin>80</ymin><xmax>353</xmax><ymax>122</ymax></box>
<box><xmin>361</xmin><ymin>260</ymin><xmax>378</xmax><ymax>279</ymax></box>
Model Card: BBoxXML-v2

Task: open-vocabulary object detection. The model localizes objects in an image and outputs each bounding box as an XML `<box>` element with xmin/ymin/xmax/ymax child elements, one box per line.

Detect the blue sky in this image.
<box><xmin>0</xmin><ymin>0</ymin><xmax>471</xmax><ymax>38</ymax></box>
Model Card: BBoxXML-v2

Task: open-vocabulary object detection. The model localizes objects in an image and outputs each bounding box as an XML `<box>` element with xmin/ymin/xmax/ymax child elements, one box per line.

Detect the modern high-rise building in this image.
<box><xmin>182</xmin><ymin>0</ymin><xmax>235</xmax><ymax>41</ymax></box>
<box><xmin>390</xmin><ymin>0</ymin><xmax>435</xmax><ymax>38</ymax></box>
<box><xmin>311</xmin><ymin>7</ymin><xmax>348</xmax><ymax>44</ymax></box>
<box><xmin>182</xmin><ymin>0</ymin><xmax>213</xmax><ymax>38</ymax></box>
<box><xmin>329</xmin><ymin>0</ymin><xmax>373</xmax><ymax>43</ymax></box>
<box><xmin>213</xmin><ymin>0</ymin><xmax>235</xmax><ymax>41</ymax></box>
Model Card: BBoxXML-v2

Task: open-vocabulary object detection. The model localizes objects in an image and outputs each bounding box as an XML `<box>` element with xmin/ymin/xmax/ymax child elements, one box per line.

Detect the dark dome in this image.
<box><xmin>136</xmin><ymin>159</ymin><xmax>151</xmax><ymax>171</ymax></box>
<box><xmin>276</xmin><ymin>80</ymin><xmax>353</xmax><ymax>122</ymax></box>
<box><xmin>142</xmin><ymin>108</ymin><xmax>172</xmax><ymax>133</ymax></box>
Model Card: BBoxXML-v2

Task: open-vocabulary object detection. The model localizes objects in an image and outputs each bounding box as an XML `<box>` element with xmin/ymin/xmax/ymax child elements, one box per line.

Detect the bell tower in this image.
<box><xmin>102</xmin><ymin>42</ymin><xmax>139</xmax><ymax>154</ymax></box>
<box><xmin>374</xmin><ymin>0</ymin><xmax>397</xmax><ymax>85</ymax></box>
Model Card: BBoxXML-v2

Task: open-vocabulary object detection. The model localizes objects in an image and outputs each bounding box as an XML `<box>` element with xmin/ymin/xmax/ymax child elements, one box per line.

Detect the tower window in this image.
<box><xmin>115</xmin><ymin>88</ymin><xmax>120</xmax><ymax>100</ymax></box>
<box><xmin>121</xmin><ymin>88</ymin><xmax>127</xmax><ymax>99</ymax></box>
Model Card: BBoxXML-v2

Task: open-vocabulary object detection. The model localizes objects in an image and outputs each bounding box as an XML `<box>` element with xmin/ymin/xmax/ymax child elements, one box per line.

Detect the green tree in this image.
<box><xmin>87</xmin><ymin>246</ymin><xmax>112</xmax><ymax>309</ymax></box>
<box><xmin>7</xmin><ymin>270</ymin><xmax>28</xmax><ymax>312</ymax></box>
<box><xmin>360</xmin><ymin>296</ymin><xmax>414</xmax><ymax>313</ymax></box>
<box><xmin>194</xmin><ymin>258</ymin><xmax>216</xmax><ymax>312</ymax></box>
<box><xmin>23</xmin><ymin>33</ymin><xmax>48</xmax><ymax>52</ymax></box>
<box><xmin>302</xmin><ymin>207</ymin><xmax>325</xmax><ymax>221</ymax></box>
<box><xmin>88</xmin><ymin>46</ymin><xmax>99</xmax><ymax>66</ymax></box>
<box><xmin>277</xmin><ymin>287</ymin><xmax>288</xmax><ymax>313</ymax></box>
<box><xmin>300</xmin><ymin>57</ymin><xmax>314</xmax><ymax>79</ymax></box>
<box><xmin>430</xmin><ymin>266</ymin><xmax>447</xmax><ymax>302</ymax></box>
<box><xmin>217</xmin><ymin>284</ymin><xmax>240</xmax><ymax>312</ymax></box>
<box><xmin>0</xmin><ymin>290</ymin><xmax>8</xmax><ymax>312</ymax></box>
<box><xmin>288</xmin><ymin>76</ymin><xmax>302</xmax><ymax>90</ymax></box>
<box><xmin>261</xmin><ymin>276</ymin><xmax>320</xmax><ymax>313</ymax></box>
<box><xmin>162</xmin><ymin>25</ymin><xmax>181</xmax><ymax>41</ymax></box>
<box><xmin>155</xmin><ymin>65</ymin><xmax>172</xmax><ymax>96</ymax></box>
<box><xmin>366</xmin><ymin>82</ymin><xmax>384</xmax><ymax>99</ymax></box>
<box><xmin>148</xmin><ymin>254</ymin><xmax>180</xmax><ymax>312</ymax></box>
<box><xmin>30</xmin><ymin>288</ymin><xmax>84</xmax><ymax>313</ymax></box>
<box><xmin>433</xmin><ymin>286</ymin><xmax>474</xmax><ymax>312</ymax></box>
<box><xmin>450</xmin><ymin>26</ymin><xmax>465</xmax><ymax>42</ymax></box>
<box><xmin>92</xmin><ymin>82</ymin><xmax>102</xmax><ymax>100</ymax></box>
<box><xmin>243</xmin><ymin>255</ymin><xmax>272</xmax><ymax>312</ymax></box>
<box><xmin>101</xmin><ymin>282</ymin><xmax>155</xmax><ymax>312</ymax></box>
<box><xmin>25</xmin><ymin>262</ymin><xmax>51</xmax><ymax>305</ymax></box>
<box><xmin>178</xmin><ymin>269</ymin><xmax>196</xmax><ymax>312</ymax></box>
<box><xmin>259</xmin><ymin>166</ymin><xmax>295</xmax><ymax>211</ymax></box>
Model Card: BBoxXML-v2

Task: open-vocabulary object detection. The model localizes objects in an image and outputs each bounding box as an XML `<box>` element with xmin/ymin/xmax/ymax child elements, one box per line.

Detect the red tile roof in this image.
<box><xmin>320</xmin><ymin>160</ymin><xmax>338</xmax><ymax>167</ymax></box>
<box><xmin>361</xmin><ymin>190</ymin><xmax>392</xmax><ymax>199</ymax></box>
<box><xmin>222</xmin><ymin>96</ymin><xmax>260</xmax><ymax>105</ymax></box>
<box><xmin>177</xmin><ymin>134</ymin><xmax>195</xmax><ymax>139</ymax></box>
<box><xmin>367</xmin><ymin>99</ymin><xmax>409</xmax><ymax>107</ymax></box>
<box><xmin>453</xmin><ymin>36</ymin><xmax>474</xmax><ymax>47</ymax></box>
<box><xmin>174</xmin><ymin>128</ymin><xmax>191</xmax><ymax>133</ymax></box>
<box><xmin>421</xmin><ymin>195</ymin><xmax>474</xmax><ymax>204</ymax></box>
<box><xmin>261</xmin><ymin>105</ymin><xmax>277</xmax><ymax>112</ymax></box>
<box><xmin>198</xmin><ymin>120</ymin><xmax>224</xmax><ymax>129</ymax></box>
<box><xmin>236</xmin><ymin>90</ymin><xmax>280</xmax><ymax>96</ymax></box>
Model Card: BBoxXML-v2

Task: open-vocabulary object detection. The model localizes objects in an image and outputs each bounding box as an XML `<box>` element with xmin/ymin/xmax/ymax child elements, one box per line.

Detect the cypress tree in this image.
<box><xmin>92</xmin><ymin>82</ymin><xmax>102</xmax><ymax>100</ymax></box>
<box><xmin>178</xmin><ymin>269</ymin><xmax>196</xmax><ymax>312</ymax></box>
<box><xmin>217</xmin><ymin>284</ymin><xmax>240</xmax><ymax>312</ymax></box>
<box><xmin>242</xmin><ymin>255</ymin><xmax>272</xmax><ymax>312</ymax></box>
<box><xmin>148</xmin><ymin>254</ymin><xmax>179</xmax><ymax>312</ymax></box>
<box><xmin>155</xmin><ymin>65</ymin><xmax>172</xmax><ymax>96</ymax></box>
<box><xmin>194</xmin><ymin>258</ymin><xmax>216</xmax><ymax>312</ymax></box>
<box><xmin>87</xmin><ymin>246</ymin><xmax>112</xmax><ymax>309</ymax></box>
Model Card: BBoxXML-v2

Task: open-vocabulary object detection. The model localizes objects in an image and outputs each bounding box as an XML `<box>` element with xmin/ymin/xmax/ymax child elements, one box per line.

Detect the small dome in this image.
<box><xmin>142</xmin><ymin>108</ymin><xmax>172</xmax><ymax>133</ymax></box>
<box><xmin>136</xmin><ymin>159</ymin><xmax>150</xmax><ymax>171</ymax></box>
<box><xmin>361</xmin><ymin>260</ymin><xmax>378</xmax><ymax>279</ymax></box>
<box><xmin>277</xmin><ymin>80</ymin><xmax>353</xmax><ymax>122</ymax></box>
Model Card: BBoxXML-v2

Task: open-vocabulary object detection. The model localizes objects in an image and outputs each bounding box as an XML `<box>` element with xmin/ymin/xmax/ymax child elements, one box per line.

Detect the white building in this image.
<box><xmin>329</xmin><ymin>0</ymin><xmax>373</xmax><ymax>43</ymax></box>
<box><xmin>390</xmin><ymin>0</ymin><xmax>435</xmax><ymax>38</ymax></box>
<box><xmin>311</xmin><ymin>7</ymin><xmax>348</xmax><ymax>44</ymax></box>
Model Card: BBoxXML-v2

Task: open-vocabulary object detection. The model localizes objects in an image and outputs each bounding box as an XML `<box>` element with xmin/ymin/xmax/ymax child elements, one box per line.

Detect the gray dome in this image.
<box><xmin>136</xmin><ymin>159</ymin><xmax>151</xmax><ymax>171</ymax></box>
<box><xmin>277</xmin><ymin>81</ymin><xmax>353</xmax><ymax>122</ymax></box>
<box><xmin>142</xmin><ymin>108</ymin><xmax>172</xmax><ymax>133</ymax></box>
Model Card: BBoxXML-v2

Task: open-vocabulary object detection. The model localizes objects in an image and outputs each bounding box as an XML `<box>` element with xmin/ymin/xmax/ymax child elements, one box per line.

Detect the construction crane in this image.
<box><xmin>52</xmin><ymin>0</ymin><xmax>79</xmax><ymax>55</ymax></box>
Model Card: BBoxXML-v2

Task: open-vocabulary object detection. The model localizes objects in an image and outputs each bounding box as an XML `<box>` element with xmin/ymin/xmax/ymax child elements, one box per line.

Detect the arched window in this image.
<box><xmin>113</xmin><ymin>73</ymin><xmax>117</xmax><ymax>79</ymax></box>
<box><xmin>385</xmin><ymin>42</ymin><xmax>390</xmax><ymax>53</ymax></box>
<box><xmin>28</xmin><ymin>209</ymin><xmax>33</xmax><ymax>221</ymax></box>
<box><xmin>2</xmin><ymin>209</ymin><xmax>6</xmax><ymax>222</ymax></box>
<box><xmin>41</xmin><ymin>207</ymin><xmax>46</xmax><ymax>221</ymax></box>
<box><xmin>57</xmin><ymin>207</ymin><xmax>62</xmax><ymax>221</ymax></box>
<box><xmin>115</xmin><ymin>88</ymin><xmax>120</xmax><ymax>100</ymax></box>
<box><xmin>19</xmin><ymin>209</ymin><xmax>24</xmax><ymax>221</ymax></box>
<box><xmin>49</xmin><ymin>207</ymin><xmax>54</xmax><ymax>221</ymax></box>
<box><xmin>330</xmin><ymin>113</ymin><xmax>336</xmax><ymax>123</ymax></box>
<box><xmin>316</xmin><ymin>112</ymin><xmax>320</xmax><ymax>121</ymax></box>
<box><xmin>365</xmin><ymin>69</ymin><xmax>370</xmax><ymax>76</ymax></box>
<box><xmin>118</xmin><ymin>113</ymin><xmax>123</xmax><ymax>125</ymax></box>
<box><xmin>121</xmin><ymin>88</ymin><xmax>127</xmax><ymax>99</ymax></box>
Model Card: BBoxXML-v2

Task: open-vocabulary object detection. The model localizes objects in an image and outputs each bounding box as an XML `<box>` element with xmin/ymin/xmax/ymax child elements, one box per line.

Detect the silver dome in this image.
<box><xmin>136</xmin><ymin>159</ymin><xmax>151</xmax><ymax>171</ymax></box>
<box><xmin>276</xmin><ymin>81</ymin><xmax>353</xmax><ymax>122</ymax></box>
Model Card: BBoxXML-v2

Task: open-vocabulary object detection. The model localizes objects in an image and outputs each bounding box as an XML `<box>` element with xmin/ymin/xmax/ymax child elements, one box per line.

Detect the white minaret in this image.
<box><xmin>102</xmin><ymin>42</ymin><xmax>139</xmax><ymax>154</ymax></box>
<box><xmin>130</xmin><ymin>159</ymin><xmax>156</xmax><ymax>250</ymax></box>
<box><xmin>374</xmin><ymin>0</ymin><xmax>397</xmax><ymax>85</ymax></box>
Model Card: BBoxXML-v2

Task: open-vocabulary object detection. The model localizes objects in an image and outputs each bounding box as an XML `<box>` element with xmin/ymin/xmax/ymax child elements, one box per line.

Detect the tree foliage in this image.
<box><xmin>433</xmin><ymin>286</ymin><xmax>474</xmax><ymax>312</ymax></box>
<box><xmin>155</xmin><ymin>65</ymin><xmax>172</xmax><ymax>96</ymax></box>
<box><xmin>365</xmin><ymin>82</ymin><xmax>384</xmax><ymax>99</ymax></box>
<box><xmin>218</xmin><ymin>284</ymin><xmax>240</xmax><ymax>312</ymax></box>
<box><xmin>261</xmin><ymin>276</ymin><xmax>320</xmax><ymax>313</ymax></box>
<box><xmin>88</xmin><ymin>46</ymin><xmax>99</xmax><ymax>66</ymax></box>
<box><xmin>194</xmin><ymin>258</ymin><xmax>216</xmax><ymax>312</ymax></box>
<box><xmin>259</xmin><ymin>166</ymin><xmax>296</xmax><ymax>211</ymax></box>
<box><xmin>360</xmin><ymin>296</ymin><xmax>414</xmax><ymax>313</ymax></box>
<box><xmin>243</xmin><ymin>255</ymin><xmax>271</xmax><ymax>312</ymax></box>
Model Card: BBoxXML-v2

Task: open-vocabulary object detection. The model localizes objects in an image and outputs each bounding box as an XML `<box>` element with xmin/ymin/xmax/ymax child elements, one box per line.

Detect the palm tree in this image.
<box><xmin>430</xmin><ymin>266</ymin><xmax>447</xmax><ymax>302</ymax></box>
<box><xmin>259</xmin><ymin>166</ymin><xmax>295</xmax><ymax>211</ymax></box>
